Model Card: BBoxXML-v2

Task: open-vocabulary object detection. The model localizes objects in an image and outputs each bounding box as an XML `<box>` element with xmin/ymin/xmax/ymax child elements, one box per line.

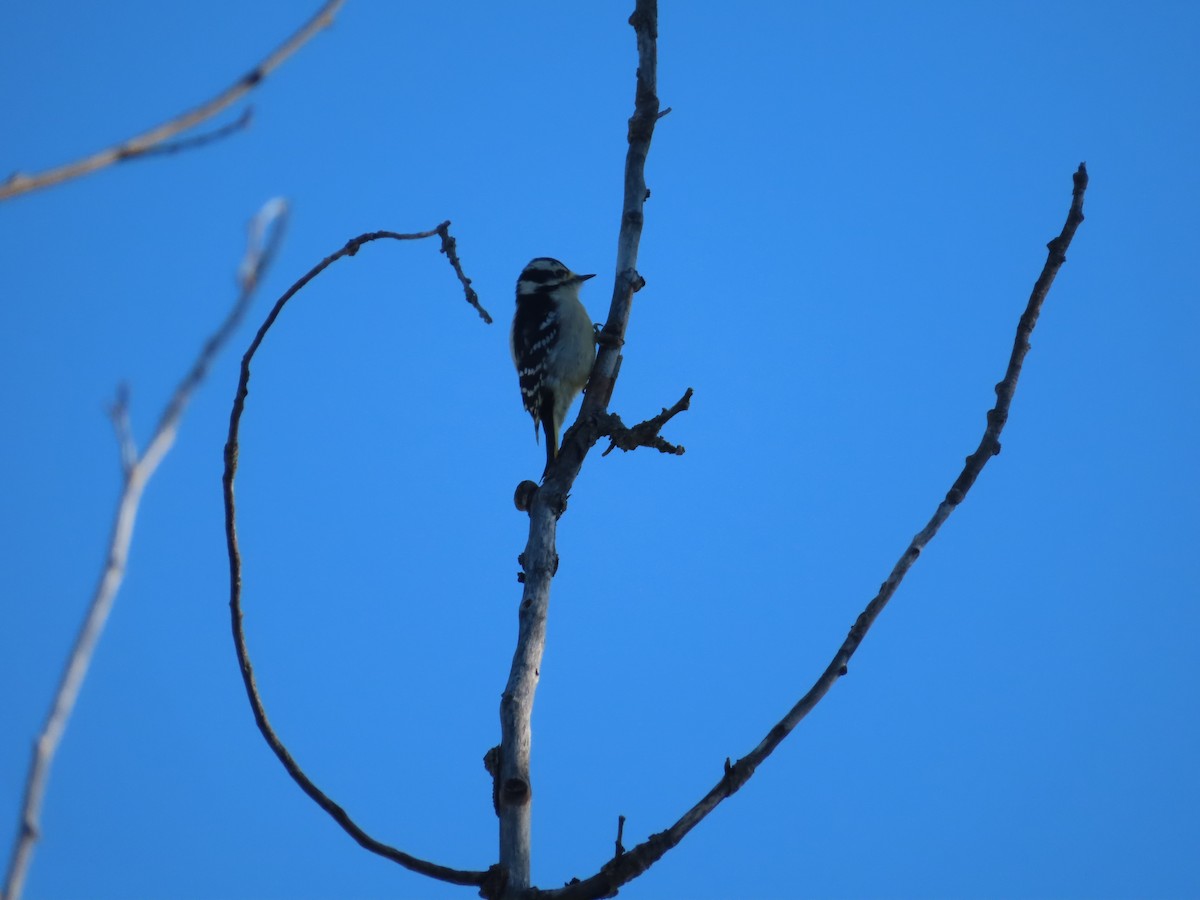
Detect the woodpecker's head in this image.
<box><xmin>516</xmin><ymin>257</ymin><xmax>596</xmax><ymax>298</ymax></box>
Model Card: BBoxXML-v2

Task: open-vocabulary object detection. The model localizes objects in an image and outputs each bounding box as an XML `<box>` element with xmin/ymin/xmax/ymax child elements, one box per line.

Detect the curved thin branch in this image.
<box><xmin>494</xmin><ymin>3</ymin><xmax>662</xmax><ymax>898</ymax></box>
<box><xmin>2</xmin><ymin>198</ymin><xmax>289</xmax><ymax>900</ymax></box>
<box><xmin>221</xmin><ymin>225</ymin><xmax>490</xmax><ymax>888</ymax></box>
<box><xmin>0</xmin><ymin>0</ymin><xmax>344</xmax><ymax>202</ymax></box>
<box><xmin>543</xmin><ymin>163</ymin><xmax>1090</xmax><ymax>900</ymax></box>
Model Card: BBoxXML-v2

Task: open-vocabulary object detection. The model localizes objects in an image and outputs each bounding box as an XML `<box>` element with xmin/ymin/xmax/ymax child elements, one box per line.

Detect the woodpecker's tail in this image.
<box><xmin>540</xmin><ymin>414</ymin><xmax>558</xmax><ymax>475</ymax></box>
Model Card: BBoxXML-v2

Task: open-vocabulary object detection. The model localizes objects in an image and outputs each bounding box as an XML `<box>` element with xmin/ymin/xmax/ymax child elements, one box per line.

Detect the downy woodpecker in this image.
<box><xmin>511</xmin><ymin>257</ymin><xmax>597</xmax><ymax>473</ymax></box>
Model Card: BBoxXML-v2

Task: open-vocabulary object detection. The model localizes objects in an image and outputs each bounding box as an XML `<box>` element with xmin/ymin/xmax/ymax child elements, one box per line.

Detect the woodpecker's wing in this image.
<box><xmin>510</xmin><ymin>291</ymin><xmax>558</xmax><ymax>434</ymax></box>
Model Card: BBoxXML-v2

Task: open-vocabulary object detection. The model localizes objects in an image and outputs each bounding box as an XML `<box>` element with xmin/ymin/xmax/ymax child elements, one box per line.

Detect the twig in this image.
<box><xmin>601</xmin><ymin>387</ymin><xmax>692</xmax><ymax>456</ymax></box>
<box><xmin>544</xmin><ymin>163</ymin><xmax>1090</xmax><ymax>900</ymax></box>
<box><xmin>221</xmin><ymin>224</ymin><xmax>489</xmax><ymax>887</ymax></box>
<box><xmin>107</xmin><ymin>384</ymin><xmax>137</xmax><ymax>477</ymax></box>
<box><xmin>437</xmin><ymin>222</ymin><xmax>491</xmax><ymax>323</ymax></box>
<box><xmin>0</xmin><ymin>0</ymin><xmax>344</xmax><ymax>202</ymax></box>
<box><xmin>494</xmin><ymin>3</ymin><xmax>663</xmax><ymax>898</ymax></box>
<box><xmin>1</xmin><ymin>198</ymin><xmax>290</xmax><ymax>900</ymax></box>
<box><xmin>138</xmin><ymin>106</ymin><xmax>254</xmax><ymax>158</ymax></box>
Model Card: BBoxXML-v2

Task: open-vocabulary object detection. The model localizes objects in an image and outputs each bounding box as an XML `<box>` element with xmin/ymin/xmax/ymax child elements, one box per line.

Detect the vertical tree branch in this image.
<box><xmin>495</xmin><ymin>3</ymin><xmax>660</xmax><ymax>898</ymax></box>
<box><xmin>1</xmin><ymin>200</ymin><xmax>288</xmax><ymax>900</ymax></box>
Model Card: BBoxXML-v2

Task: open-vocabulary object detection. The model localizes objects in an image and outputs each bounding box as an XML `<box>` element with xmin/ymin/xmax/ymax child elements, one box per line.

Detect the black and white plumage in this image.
<box><xmin>510</xmin><ymin>257</ymin><xmax>597</xmax><ymax>473</ymax></box>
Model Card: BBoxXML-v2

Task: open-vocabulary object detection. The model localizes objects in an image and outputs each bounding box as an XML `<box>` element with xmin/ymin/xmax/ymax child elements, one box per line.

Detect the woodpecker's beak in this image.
<box><xmin>576</xmin><ymin>272</ymin><xmax>596</xmax><ymax>282</ymax></box>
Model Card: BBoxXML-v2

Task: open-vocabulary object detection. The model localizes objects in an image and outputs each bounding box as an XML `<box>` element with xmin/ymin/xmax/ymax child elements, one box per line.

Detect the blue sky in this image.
<box><xmin>2</xmin><ymin>2</ymin><xmax>1198</xmax><ymax>898</ymax></box>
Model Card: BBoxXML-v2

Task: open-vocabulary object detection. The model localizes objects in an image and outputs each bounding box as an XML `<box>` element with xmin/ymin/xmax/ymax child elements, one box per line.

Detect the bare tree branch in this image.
<box><xmin>494</xmin><ymin>4</ymin><xmax>662</xmax><ymax>898</ymax></box>
<box><xmin>600</xmin><ymin>387</ymin><xmax>692</xmax><ymax>457</ymax></box>
<box><xmin>437</xmin><ymin>221</ymin><xmax>491</xmax><ymax>324</ymax></box>
<box><xmin>2</xmin><ymin>198</ymin><xmax>290</xmax><ymax>900</ymax></box>
<box><xmin>541</xmin><ymin>163</ymin><xmax>1090</xmax><ymax>900</ymax></box>
<box><xmin>221</xmin><ymin>224</ymin><xmax>490</xmax><ymax>888</ymax></box>
<box><xmin>0</xmin><ymin>0</ymin><xmax>344</xmax><ymax>202</ymax></box>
